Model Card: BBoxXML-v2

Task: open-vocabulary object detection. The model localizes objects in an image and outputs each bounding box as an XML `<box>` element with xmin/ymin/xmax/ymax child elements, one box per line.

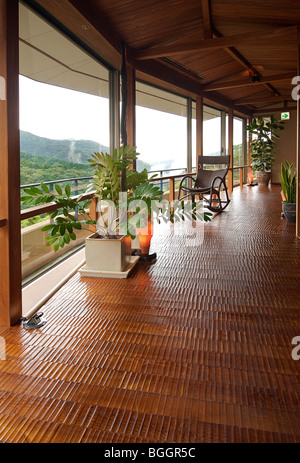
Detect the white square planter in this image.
<box><xmin>84</xmin><ymin>233</ymin><xmax>131</xmax><ymax>273</ymax></box>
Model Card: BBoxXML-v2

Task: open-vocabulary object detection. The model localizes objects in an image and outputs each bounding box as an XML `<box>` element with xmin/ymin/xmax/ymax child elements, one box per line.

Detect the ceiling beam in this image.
<box><xmin>203</xmin><ymin>72</ymin><xmax>296</xmax><ymax>91</ymax></box>
<box><xmin>253</xmin><ymin>106</ymin><xmax>297</xmax><ymax>114</ymax></box>
<box><xmin>234</xmin><ymin>94</ymin><xmax>293</xmax><ymax>105</ymax></box>
<box><xmin>212</xmin><ymin>28</ymin><xmax>281</xmax><ymax>96</ymax></box>
<box><xmin>35</xmin><ymin>0</ymin><xmax>122</xmax><ymax>69</ymax></box>
<box><xmin>201</xmin><ymin>0</ymin><xmax>212</xmax><ymax>40</ymax></box>
<box><xmin>132</xmin><ymin>58</ymin><xmax>253</xmax><ymax>116</ymax></box>
<box><xmin>134</xmin><ymin>26</ymin><xmax>296</xmax><ymax>60</ymax></box>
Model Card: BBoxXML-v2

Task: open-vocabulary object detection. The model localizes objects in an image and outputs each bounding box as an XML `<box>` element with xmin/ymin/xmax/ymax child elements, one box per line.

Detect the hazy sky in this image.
<box><xmin>19</xmin><ymin>76</ymin><xmax>110</xmax><ymax>145</ymax></box>
<box><xmin>19</xmin><ymin>75</ymin><xmax>243</xmax><ymax>170</ymax></box>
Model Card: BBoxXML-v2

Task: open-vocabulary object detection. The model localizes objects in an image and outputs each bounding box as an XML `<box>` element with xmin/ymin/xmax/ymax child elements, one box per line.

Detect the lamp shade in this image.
<box><xmin>136</xmin><ymin>216</ymin><xmax>153</xmax><ymax>256</ymax></box>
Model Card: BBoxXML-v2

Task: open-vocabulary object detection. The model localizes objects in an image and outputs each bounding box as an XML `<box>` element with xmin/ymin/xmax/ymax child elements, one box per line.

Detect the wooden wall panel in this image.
<box><xmin>0</xmin><ymin>0</ymin><xmax>22</xmax><ymax>326</ymax></box>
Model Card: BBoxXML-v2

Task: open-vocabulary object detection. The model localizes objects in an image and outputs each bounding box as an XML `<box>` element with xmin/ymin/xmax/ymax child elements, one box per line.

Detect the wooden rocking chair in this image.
<box><xmin>178</xmin><ymin>155</ymin><xmax>231</xmax><ymax>212</ymax></box>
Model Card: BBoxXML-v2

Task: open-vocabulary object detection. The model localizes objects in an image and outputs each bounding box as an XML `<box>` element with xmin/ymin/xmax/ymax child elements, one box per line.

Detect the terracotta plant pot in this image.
<box><xmin>255</xmin><ymin>171</ymin><xmax>271</xmax><ymax>186</ymax></box>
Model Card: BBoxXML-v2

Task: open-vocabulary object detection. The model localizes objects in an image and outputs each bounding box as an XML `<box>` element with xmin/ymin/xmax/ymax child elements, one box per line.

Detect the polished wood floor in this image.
<box><xmin>0</xmin><ymin>185</ymin><xmax>299</xmax><ymax>443</ymax></box>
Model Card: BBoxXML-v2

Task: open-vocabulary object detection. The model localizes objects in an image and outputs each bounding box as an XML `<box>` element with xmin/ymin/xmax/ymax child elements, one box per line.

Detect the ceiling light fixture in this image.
<box><xmin>251</xmin><ymin>74</ymin><xmax>260</xmax><ymax>83</ymax></box>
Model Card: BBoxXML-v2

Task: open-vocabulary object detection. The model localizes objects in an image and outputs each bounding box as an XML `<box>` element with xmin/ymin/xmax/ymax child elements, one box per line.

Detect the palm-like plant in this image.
<box><xmin>87</xmin><ymin>146</ymin><xmax>162</xmax><ymax>236</ymax></box>
<box><xmin>88</xmin><ymin>145</ymin><xmax>139</xmax><ymax>203</ymax></box>
<box><xmin>247</xmin><ymin>116</ymin><xmax>285</xmax><ymax>172</ymax></box>
<box><xmin>21</xmin><ymin>145</ymin><xmax>213</xmax><ymax>250</ymax></box>
<box><xmin>281</xmin><ymin>161</ymin><xmax>297</xmax><ymax>203</ymax></box>
<box><xmin>21</xmin><ymin>183</ymin><xmax>95</xmax><ymax>252</ymax></box>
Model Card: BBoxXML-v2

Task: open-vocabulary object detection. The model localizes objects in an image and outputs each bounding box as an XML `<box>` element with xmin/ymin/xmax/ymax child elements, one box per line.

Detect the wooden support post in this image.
<box><xmin>247</xmin><ymin>117</ymin><xmax>253</xmax><ymax>182</ymax></box>
<box><xmin>196</xmin><ymin>96</ymin><xmax>203</xmax><ymax>168</ymax></box>
<box><xmin>110</xmin><ymin>69</ymin><xmax>120</xmax><ymax>153</ymax></box>
<box><xmin>187</xmin><ymin>98</ymin><xmax>192</xmax><ymax>173</ymax></box>
<box><xmin>242</xmin><ymin>118</ymin><xmax>247</xmax><ymax>185</ymax></box>
<box><xmin>169</xmin><ymin>178</ymin><xmax>175</xmax><ymax>203</ymax></box>
<box><xmin>239</xmin><ymin>168</ymin><xmax>244</xmax><ymax>188</ymax></box>
<box><xmin>126</xmin><ymin>61</ymin><xmax>136</xmax><ymax>168</ymax></box>
<box><xmin>297</xmin><ymin>27</ymin><xmax>300</xmax><ymax>239</ymax></box>
<box><xmin>0</xmin><ymin>0</ymin><xmax>22</xmax><ymax>326</ymax></box>
<box><xmin>221</xmin><ymin>110</ymin><xmax>227</xmax><ymax>155</ymax></box>
<box><xmin>228</xmin><ymin>108</ymin><xmax>234</xmax><ymax>194</ymax></box>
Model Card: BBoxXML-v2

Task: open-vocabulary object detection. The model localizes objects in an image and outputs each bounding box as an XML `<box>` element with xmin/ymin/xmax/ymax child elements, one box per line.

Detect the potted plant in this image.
<box><xmin>246</xmin><ymin>116</ymin><xmax>285</xmax><ymax>186</ymax></box>
<box><xmin>83</xmin><ymin>146</ymin><xmax>163</xmax><ymax>273</ymax></box>
<box><xmin>281</xmin><ymin>160</ymin><xmax>297</xmax><ymax>223</ymax></box>
<box><xmin>21</xmin><ymin>145</ymin><xmax>212</xmax><ymax>277</ymax></box>
<box><xmin>21</xmin><ymin>146</ymin><xmax>160</xmax><ymax>275</ymax></box>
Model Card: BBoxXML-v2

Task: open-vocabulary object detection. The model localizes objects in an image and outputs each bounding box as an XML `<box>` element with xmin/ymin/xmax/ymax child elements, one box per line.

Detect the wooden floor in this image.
<box><xmin>0</xmin><ymin>185</ymin><xmax>299</xmax><ymax>443</ymax></box>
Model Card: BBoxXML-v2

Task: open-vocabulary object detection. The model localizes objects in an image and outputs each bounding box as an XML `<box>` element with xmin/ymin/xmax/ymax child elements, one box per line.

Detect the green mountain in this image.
<box><xmin>20</xmin><ymin>131</ymin><xmax>152</xmax><ymax>186</ymax></box>
<box><xmin>20</xmin><ymin>152</ymin><xmax>93</xmax><ymax>186</ymax></box>
<box><xmin>20</xmin><ymin>130</ymin><xmax>109</xmax><ymax>164</ymax></box>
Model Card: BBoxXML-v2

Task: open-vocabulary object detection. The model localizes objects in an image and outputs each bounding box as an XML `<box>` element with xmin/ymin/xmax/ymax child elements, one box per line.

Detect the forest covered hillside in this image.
<box><xmin>20</xmin><ymin>131</ymin><xmax>152</xmax><ymax>186</ymax></box>
<box><xmin>20</xmin><ymin>130</ymin><xmax>109</xmax><ymax>165</ymax></box>
<box><xmin>20</xmin><ymin>152</ymin><xmax>94</xmax><ymax>185</ymax></box>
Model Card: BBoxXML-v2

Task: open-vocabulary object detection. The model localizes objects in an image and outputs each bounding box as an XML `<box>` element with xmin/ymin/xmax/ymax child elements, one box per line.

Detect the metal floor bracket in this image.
<box><xmin>21</xmin><ymin>312</ymin><xmax>47</xmax><ymax>330</ymax></box>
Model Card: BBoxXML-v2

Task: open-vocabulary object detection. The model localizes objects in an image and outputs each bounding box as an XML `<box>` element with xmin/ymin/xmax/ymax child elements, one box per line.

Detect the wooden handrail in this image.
<box><xmin>21</xmin><ymin>192</ymin><xmax>94</xmax><ymax>221</ymax></box>
<box><xmin>151</xmin><ymin>165</ymin><xmax>251</xmax><ymax>199</ymax></box>
<box><xmin>150</xmin><ymin>165</ymin><xmax>251</xmax><ymax>181</ymax></box>
<box><xmin>230</xmin><ymin>165</ymin><xmax>251</xmax><ymax>170</ymax></box>
<box><xmin>151</xmin><ymin>172</ymin><xmax>195</xmax><ymax>182</ymax></box>
<box><xmin>20</xmin><ymin>165</ymin><xmax>251</xmax><ymax>221</ymax></box>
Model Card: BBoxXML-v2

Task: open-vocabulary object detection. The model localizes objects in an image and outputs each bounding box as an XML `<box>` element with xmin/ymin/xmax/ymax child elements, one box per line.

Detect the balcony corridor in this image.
<box><xmin>0</xmin><ymin>185</ymin><xmax>299</xmax><ymax>443</ymax></box>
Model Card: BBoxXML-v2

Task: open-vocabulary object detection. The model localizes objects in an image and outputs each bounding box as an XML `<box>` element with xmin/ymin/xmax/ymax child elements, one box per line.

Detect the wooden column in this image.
<box><xmin>228</xmin><ymin>108</ymin><xmax>234</xmax><ymax>193</ymax></box>
<box><xmin>297</xmin><ymin>27</ymin><xmax>300</xmax><ymax>239</ymax></box>
<box><xmin>221</xmin><ymin>110</ymin><xmax>227</xmax><ymax>155</ymax></box>
<box><xmin>126</xmin><ymin>62</ymin><xmax>136</xmax><ymax>152</ymax></box>
<box><xmin>239</xmin><ymin>168</ymin><xmax>244</xmax><ymax>188</ymax></box>
<box><xmin>242</xmin><ymin>118</ymin><xmax>247</xmax><ymax>185</ymax></box>
<box><xmin>247</xmin><ymin>117</ymin><xmax>253</xmax><ymax>183</ymax></box>
<box><xmin>196</xmin><ymin>96</ymin><xmax>203</xmax><ymax>168</ymax></box>
<box><xmin>247</xmin><ymin>117</ymin><xmax>252</xmax><ymax>164</ymax></box>
<box><xmin>0</xmin><ymin>0</ymin><xmax>22</xmax><ymax>326</ymax></box>
<box><xmin>109</xmin><ymin>69</ymin><xmax>120</xmax><ymax>152</ymax></box>
<box><xmin>187</xmin><ymin>98</ymin><xmax>193</xmax><ymax>173</ymax></box>
<box><xmin>169</xmin><ymin>178</ymin><xmax>175</xmax><ymax>203</ymax></box>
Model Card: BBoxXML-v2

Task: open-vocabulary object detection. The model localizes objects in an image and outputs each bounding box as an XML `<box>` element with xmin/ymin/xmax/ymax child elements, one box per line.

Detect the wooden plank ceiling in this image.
<box><xmin>55</xmin><ymin>0</ymin><xmax>300</xmax><ymax>113</ymax></box>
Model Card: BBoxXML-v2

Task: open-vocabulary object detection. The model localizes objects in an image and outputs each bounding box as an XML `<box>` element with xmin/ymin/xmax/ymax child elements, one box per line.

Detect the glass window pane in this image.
<box><xmin>136</xmin><ymin>81</ymin><xmax>187</xmax><ymax>183</ymax></box>
<box><xmin>19</xmin><ymin>3</ymin><xmax>110</xmax><ymax>282</ymax></box>
<box><xmin>192</xmin><ymin>103</ymin><xmax>224</xmax><ymax>170</ymax></box>
<box><xmin>203</xmin><ymin>106</ymin><xmax>221</xmax><ymax>158</ymax></box>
